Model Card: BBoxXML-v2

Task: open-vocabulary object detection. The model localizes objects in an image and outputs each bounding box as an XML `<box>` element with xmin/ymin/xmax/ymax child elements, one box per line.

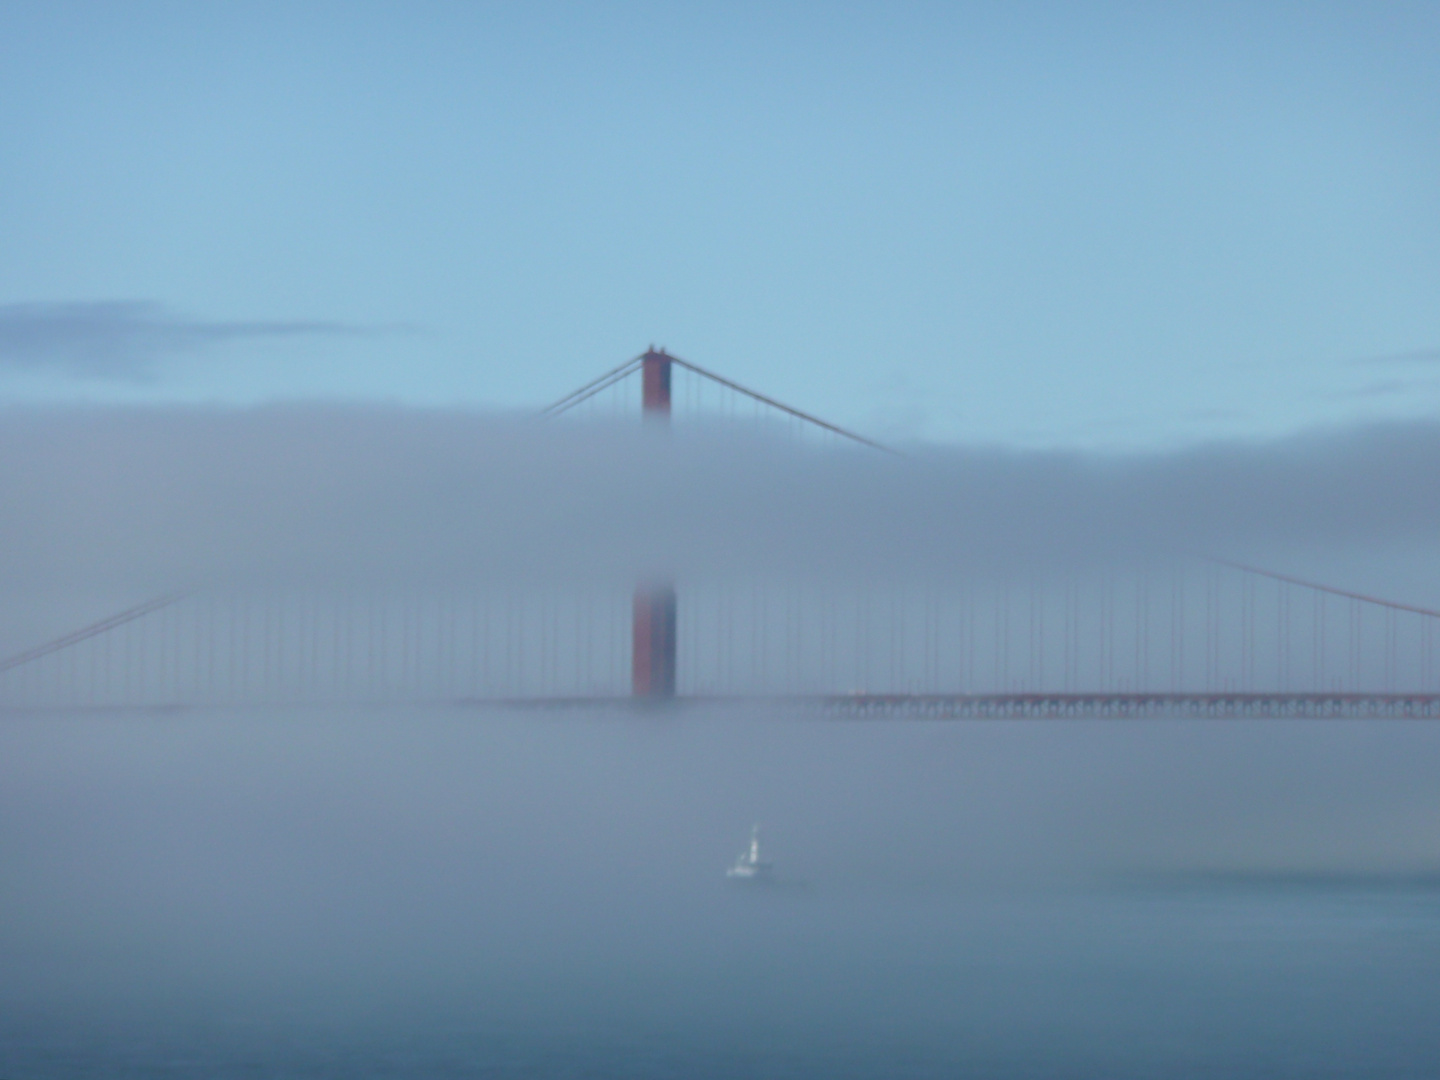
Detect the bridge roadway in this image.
<box><xmin>6</xmin><ymin>692</ymin><xmax>1439</xmax><ymax>717</ymax></box>
<box><xmin>816</xmin><ymin>692</ymin><xmax>1440</xmax><ymax>719</ymax></box>
<box><xmin>471</xmin><ymin>692</ymin><xmax>1440</xmax><ymax>719</ymax></box>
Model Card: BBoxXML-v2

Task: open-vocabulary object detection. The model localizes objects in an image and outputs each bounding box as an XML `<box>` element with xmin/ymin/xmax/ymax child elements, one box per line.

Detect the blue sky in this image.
<box><xmin>1</xmin><ymin>1</ymin><xmax>1437</xmax><ymax>448</ymax></box>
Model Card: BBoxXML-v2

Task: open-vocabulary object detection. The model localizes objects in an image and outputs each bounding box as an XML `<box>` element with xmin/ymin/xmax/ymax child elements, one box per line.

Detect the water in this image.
<box><xmin>3</xmin><ymin>708</ymin><xmax>1440</xmax><ymax>1077</ymax></box>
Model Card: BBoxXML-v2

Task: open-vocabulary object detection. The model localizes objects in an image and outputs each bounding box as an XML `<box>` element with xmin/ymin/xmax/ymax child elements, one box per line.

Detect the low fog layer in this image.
<box><xmin>2</xmin><ymin>405</ymin><xmax>1439</xmax><ymax>641</ymax></box>
<box><xmin>4</xmin><ymin>707</ymin><xmax>1440</xmax><ymax>1011</ymax></box>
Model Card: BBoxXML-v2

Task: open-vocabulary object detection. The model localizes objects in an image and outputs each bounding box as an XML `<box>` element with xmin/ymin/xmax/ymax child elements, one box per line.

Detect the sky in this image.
<box><xmin>1</xmin><ymin>1</ymin><xmax>1438</xmax><ymax>447</ymax></box>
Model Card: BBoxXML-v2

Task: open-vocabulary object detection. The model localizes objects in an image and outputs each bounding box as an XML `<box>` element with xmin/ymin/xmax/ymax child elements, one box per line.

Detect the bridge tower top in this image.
<box><xmin>641</xmin><ymin>347</ymin><xmax>671</xmax><ymax>418</ymax></box>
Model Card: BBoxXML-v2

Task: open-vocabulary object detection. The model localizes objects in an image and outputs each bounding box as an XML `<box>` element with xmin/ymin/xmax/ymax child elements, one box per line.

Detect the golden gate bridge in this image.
<box><xmin>4</xmin><ymin>349</ymin><xmax>1440</xmax><ymax>718</ymax></box>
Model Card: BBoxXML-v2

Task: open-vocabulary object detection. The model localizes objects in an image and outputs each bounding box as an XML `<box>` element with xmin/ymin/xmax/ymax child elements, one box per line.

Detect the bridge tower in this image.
<box><xmin>633</xmin><ymin>348</ymin><xmax>677</xmax><ymax>698</ymax></box>
<box><xmin>641</xmin><ymin>346</ymin><xmax>672</xmax><ymax>418</ymax></box>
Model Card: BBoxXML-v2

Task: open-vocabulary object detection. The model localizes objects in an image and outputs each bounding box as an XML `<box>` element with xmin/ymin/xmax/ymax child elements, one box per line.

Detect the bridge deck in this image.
<box><xmin>6</xmin><ymin>692</ymin><xmax>1439</xmax><ymax>719</ymax></box>
<box><xmin>460</xmin><ymin>692</ymin><xmax>1440</xmax><ymax>719</ymax></box>
<box><xmin>811</xmin><ymin>692</ymin><xmax>1440</xmax><ymax>719</ymax></box>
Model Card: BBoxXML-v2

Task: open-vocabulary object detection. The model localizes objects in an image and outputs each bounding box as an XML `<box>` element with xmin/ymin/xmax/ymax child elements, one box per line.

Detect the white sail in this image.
<box><xmin>726</xmin><ymin>824</ymin><xmax>773</xmax><ymax>880</ymax></box>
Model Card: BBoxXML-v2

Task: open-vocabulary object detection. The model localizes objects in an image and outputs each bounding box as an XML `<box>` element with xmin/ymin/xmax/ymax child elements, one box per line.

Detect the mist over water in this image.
<box><xmin>4</xmin><ymin>705</ymin><xmax>1440</xmax><ymax>1076</ymax></box>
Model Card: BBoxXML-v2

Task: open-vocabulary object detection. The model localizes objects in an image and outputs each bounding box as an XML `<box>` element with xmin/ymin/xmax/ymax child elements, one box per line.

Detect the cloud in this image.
<box><xmin>1352</xmin><ymin>347</ymin><xmax>1440</xmax><ymax>366</ymax></box>
<box><xmin>1323</xmin><ymin>378</ymin><xmax>1429</xmax><ymax>400</ymax></box>
<box><xmin>0</xmin><ymin>301</ymin><xmax>391</xmax><ymax>381</ymax></box>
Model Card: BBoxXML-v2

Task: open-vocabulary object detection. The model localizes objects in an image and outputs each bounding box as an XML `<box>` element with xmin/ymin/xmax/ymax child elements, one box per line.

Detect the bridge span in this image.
<box><xmin>3</xmin><ymin>350</ymin><xmax>1439</xmax><ymax>717</ymax></box>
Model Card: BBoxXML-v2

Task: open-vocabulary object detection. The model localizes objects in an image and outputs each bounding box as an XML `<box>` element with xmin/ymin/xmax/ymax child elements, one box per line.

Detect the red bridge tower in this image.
<box><xmin>633</xmin><ymin>349</ymin><xmax>677</xmax><ymax>698</ymax></box>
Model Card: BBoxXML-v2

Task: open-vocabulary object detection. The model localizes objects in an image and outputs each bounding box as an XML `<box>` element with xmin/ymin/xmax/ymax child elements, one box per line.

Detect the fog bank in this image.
<box><xmin>4</xmin><ymin>707</ymin><xmax>1440</xmax><ymax>1008</ymax></box>
<box><xmin>2</xmin><ymin>405</ymin><xmax>1437</xmax><ymax>611</ymax></box>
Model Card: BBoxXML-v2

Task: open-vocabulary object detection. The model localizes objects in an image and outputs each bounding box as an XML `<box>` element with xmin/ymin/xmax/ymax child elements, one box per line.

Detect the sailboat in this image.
<box><xmin>726</xmin><ymin>824</ymin><xmax>773</xmax><ymax>880</ymax></box>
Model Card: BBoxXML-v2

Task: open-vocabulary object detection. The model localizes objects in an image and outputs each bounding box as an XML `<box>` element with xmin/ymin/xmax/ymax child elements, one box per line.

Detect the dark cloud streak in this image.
<box><xmin>0</xmin><ymin>301</ymin><xmax>399</xmax><ymax>380</ymax></box>
<box><xmin>1351</xmin><ymin>347</ymin><xmax>1440</xmax><ymax>366</ymax></box>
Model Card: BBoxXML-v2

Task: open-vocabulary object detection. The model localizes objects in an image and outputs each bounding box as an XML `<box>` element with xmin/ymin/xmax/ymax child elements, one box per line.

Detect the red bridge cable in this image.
<box><xmin>665</xmin><ymin>355</ymin><xmax>898</xmax><ymax>454</ymax></box>
<box><xmin>1217</xmin><ymin>561</ymin><xmax>1440</xmax><ymax>621</ymax></box>
<box><xmin>541</xmin><ymin>354</ymin><xmax>645</xmax><ymax>415</ymax></box>
<box><xmin>0</xmin><ymin>591</ymin><xmax>189</xmax><ymax>675</ymax></box>
<box><xmin>542</xmin><ymin>350</ymin><xmax>897</xmax><ymax>454</ymax></box>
